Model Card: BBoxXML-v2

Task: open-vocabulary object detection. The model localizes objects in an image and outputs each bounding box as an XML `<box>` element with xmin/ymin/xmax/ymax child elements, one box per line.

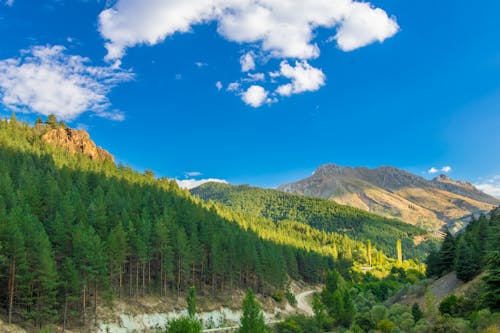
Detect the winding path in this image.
<box><xmin>202</xmin><ymin>289</ymin><xmax>317</xmax><ymax>332</ymax></box>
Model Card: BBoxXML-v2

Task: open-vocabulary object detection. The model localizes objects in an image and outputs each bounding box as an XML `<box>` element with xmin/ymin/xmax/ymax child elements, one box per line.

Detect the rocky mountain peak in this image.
<box><xmin>42</xmin><ymin>127</ymin><xmax>114</xmax><ymax>163</ymax></box>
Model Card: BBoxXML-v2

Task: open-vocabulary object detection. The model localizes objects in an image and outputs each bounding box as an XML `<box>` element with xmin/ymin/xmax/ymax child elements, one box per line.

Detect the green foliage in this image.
<box><xmin>321</xmin><ymin>271</ymin><xmax>355</xmax><ymax>327</ymax></box>
<box><xmin>186</xmin><ymin>286</ymin><xmax>196</xmax><ymax>318</ymax></box>
<box><xmin>192</xmin><ymin>183</ymin><xmax>433</xmax><ymax>260</ymax></box>
<box><xmin>285</xmin><ymin>288</ymin><xmax>297</xmax><ymax>307</ymax></box>
<box><xmin>274</xmin><ymin>315</ymin><xmax>320</xmax><ymax>333</ymax></box>
<box><xmin>238</xmin><ymin>289</ymin><xmax>269</xmax><ymax>333</ymax></box>
<box><xmin>165</xmin><ymin>317</ymin><xmax>202</xmax><ymax>333</ymax></box>
<box><xmin>377</xmin><ymin>318</ymin><xmax>395</xmax><ymax>332</ymax></box>
<box><xmin>454</xmin><ymin>237</ymin><xmax>480</xmax><ymax>282</ymax></box>
<box><xmin>412</xmin><ymin>303</ymin><xmax>423</xmax><ymax>322</ymax></box>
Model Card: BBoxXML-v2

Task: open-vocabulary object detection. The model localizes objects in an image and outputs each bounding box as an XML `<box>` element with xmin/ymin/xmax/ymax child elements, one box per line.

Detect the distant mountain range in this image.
<box><xmin>278</xmin><ymin>164</ymin><xmax>500</xmax><ymax>233</ymax></box>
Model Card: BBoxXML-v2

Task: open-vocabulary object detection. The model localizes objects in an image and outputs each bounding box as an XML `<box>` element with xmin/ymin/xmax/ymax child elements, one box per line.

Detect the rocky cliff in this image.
<box><xmin>42</xmin><ymin>127</ymin><xmax>114</xmax><ymax>163</ymax></box>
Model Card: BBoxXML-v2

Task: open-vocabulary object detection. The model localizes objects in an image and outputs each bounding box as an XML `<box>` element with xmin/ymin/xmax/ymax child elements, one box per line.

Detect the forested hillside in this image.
<box><xmin>191</xmin><ymin>183</ymin><xmax>435</xmax><ymax>259</ymax></box>
<box><xmin>0</xmin><ymin>118</ymin><xmax>341</xmax><ymax>329</ymax></box>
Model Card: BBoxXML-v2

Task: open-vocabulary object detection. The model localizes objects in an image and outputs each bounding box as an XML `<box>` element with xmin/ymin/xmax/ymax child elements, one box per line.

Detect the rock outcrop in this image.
<box><xmin>42</xmin><ymin>127</ymin><xmax>114</xmax><ymax>163</ymax></box>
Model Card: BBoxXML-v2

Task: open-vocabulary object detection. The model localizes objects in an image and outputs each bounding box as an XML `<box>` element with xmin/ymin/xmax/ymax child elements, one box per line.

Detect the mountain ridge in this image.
<box><xmin>278</xmin><ymin>164</ymin><xmax>499</xmax><ymax>232</ymax></box>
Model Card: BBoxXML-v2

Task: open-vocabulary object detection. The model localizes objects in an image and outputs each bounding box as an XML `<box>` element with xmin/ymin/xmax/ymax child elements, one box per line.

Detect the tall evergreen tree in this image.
<box><xmin>238</xmin><ymin>289</ymin><xmax>268</xmax><ymax>333</ymax></box>
<box><xmin>454</xmin><ymin>237</ymin><xmax>480</xmax><ymax>282</ymax></box>
<box><xmin>439</xmin><ymin>230</ymin><xmax>456</xmax><ymax>275</ymax></box>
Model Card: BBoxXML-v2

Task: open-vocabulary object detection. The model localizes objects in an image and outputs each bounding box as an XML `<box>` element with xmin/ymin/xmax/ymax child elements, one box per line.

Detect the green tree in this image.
<box><xmin>377</xmin><ymin>318</ymin><xmax>395</xmax><ymax>333</ymax></box>
<box><xmin>46</xmin><ymin>114</ymin><xmax>57</xmax><ymax>128</ymax></box>
<box><xmin>439</xmin><ymin>230</ymin><xmax>455</xmax><ymax>274</ymax></box>
<box><xmin>166</xmin><ymin>317</ymin><xmax>202</xmax><ymax>333</ymax></box>
<box><xmin>412</xmin><ymin>303</ymin><xmax>423</xmax><ymax>322</ymax></box>
<box><xmin>238</xmin><ymin>289</ymin><xmax>268</xmax><ymax>333</ymax></box>
<box><xmin>483</xmin><ymin>251</ymin><xmax>500</xmax><ymax>310</ymax></box>
<box><xmin>454</xmin><ymin>237</ymin><xmax>480</xmax><ymax>282</ymax></box>
<box><xmin>186</xmin><ymin>286</ymin><xmax>196</xmax><ymax>318</ymax></box>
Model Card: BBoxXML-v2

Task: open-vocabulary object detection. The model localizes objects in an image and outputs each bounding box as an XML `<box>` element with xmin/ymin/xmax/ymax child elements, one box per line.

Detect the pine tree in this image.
<box><xmin>454</xmin><ymin>237</ymin><xmax>480</xmax><ymax>282</ymax></box>
<box><xmin>483</xmin><ymin>251</ymin><xmax>500</xmax><ymax>310</ymax></box>
<box><xmin>238</xmin><ymin>289</ymin><xmax>268</xmax><ymax>333</ymax></box>
<box><xmin>411</xmin><ymin>303</ymin><xmax>423</xmax><ymax>322</ymax></box>
<box><xmin>46</xmin><ymin>114</ymin><xmax>57</xmax><ymax>128</ymax></box>
<box><xmin>186</xmin><ymin>286</ymin><xmax>196</xmax><ymax>318</ymax></box>
<box><xmin>439</xmin><ymin>230</ymin><xmax>455</xmax><ymax>275</ymax></box>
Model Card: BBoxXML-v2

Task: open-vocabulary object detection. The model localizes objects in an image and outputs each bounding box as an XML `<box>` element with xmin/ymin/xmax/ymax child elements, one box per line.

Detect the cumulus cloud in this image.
<box><xmin>441</xmin><ymin>166</ymin><xmax>452</xmax><ymax>173</ymax></box>
<box><xmin>195</xmin><ymin>61</ymin><xmax>207</xmax><ymax>67</ymax></box>
<box><xmin>275</xmin><ymin>60</ymin><xmax>325</xmax><ymax>96</ymax></box>
<box><xmin>242</xmin><ymin>85</ymin><xmax>268</xmax><ymax>107</ymax></box>
<box><xmin>334</xmin><ymin>2</ymin><xmax>399</xmax><ymax>52</ymax></box>
<box><xmin>99</xmin><ymin>0</ymin><xmax>398</xmax><ymax>61</ymax></box>
<box><xmin>4</xmin><ymin>0</ymin><xmax>14</xmax><ymax>6</ymax></box>
<box><xmin>428</xmin><ymin>167</ymin><xmax>439</xmax><ymax>174</ymax></box>
<box><xmin>98</xmin><ymin>0</ymin><xmax>399</xmax><ymax>106</ymax></box>
<box><xmin>0</xmin><ymin>45</ymin><xmax>133</xmax><ymax>121</ymax></box>
<box><xmin>176</xmin><ymin>178</ymin><xmax>228</xmax><ymax>190</ymax></box>
<box><xmin>476</xmin><ymin>176</ymin><xmax>500</xmax><ymax>198</ymax></box>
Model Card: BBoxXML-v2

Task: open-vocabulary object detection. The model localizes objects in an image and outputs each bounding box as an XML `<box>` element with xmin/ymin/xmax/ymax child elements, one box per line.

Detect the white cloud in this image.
<box><xmin>0</xmin><ymin>45</ymin><xmax>133</xmax><ymax>121</ymax></box>
<box><xmin>428</xmin><ymin>166</ymin><xmax>452</xmax><ymax>174</ymax></box>
<box><xmin>4</xmin><ymin>0</ymin><xmax>14</xmax><ymax>6</ymax></box>
<box><xmin>334</xmin><ymin>2</ymin><xmax>399</xmax><ymax>52</ymax></box>
<box><xmin>242</xmin><ymin>85</ymin><xmax>268</xmax><ymax>108</ymax></box>
<box><xmin>275</xmin><ymin>60</ymin><xmax>325</xmax><ymax>96</ymax></box>
<box><xmin>441</xmin><ymin>166</ymin><xmax>452</xmax><ymax>173</ymax></box>
<box><xmin>476</xmin><ymin>176</ymin><xmax>500</xmax><ymax>198</ymax></box>
<box><xmin>195</xmin><ymin>61</ymin><xmax>207</xmax><ymax>67</ymax></box>
<box><xmin>99</xmin><ymin>0</ymin><xmax>398</xmax><ymax>62</ymax></box>
<box><xmin>428</xmin><ymin>167</ymin><xmax>439</xmax><ymax>174</ymax></box>
<box><xmin>244</xmin><ymin>73</ymin><xmax>265</xmax><ymax>82</ymax></box>
<box><xmin>240</xmin><ymin>52</ymin><xmax>255</xmax><ymax>72</ymax></box>
<box><xmin>227</xmin><ymin>82</ymin><xmax>240</xmax><ymax>92</ymax></box>
<box><xmin>185</xmin><ymin>171</ymin><xmax>202</xmax><ymax>177</ymax></box>
<box><xmin>176</xmin><ymin>178</ymin><xmax>228</xmax><ymax>190</ymax></box>
<box><xmin>215</xmin><ymin>81</ymin><xmax>223</xmax><ymax>91</ymax></box>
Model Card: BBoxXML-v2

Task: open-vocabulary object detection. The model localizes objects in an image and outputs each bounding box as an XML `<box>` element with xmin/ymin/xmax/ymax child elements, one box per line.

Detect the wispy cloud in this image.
<box><xmin>98</xmin><ymin>0</ymin><xmax>399</xmax><ymax>107</ymax></box>
<box><xmin>475</xmin><ymin>175</ymin><xmax>500</xmax><ymax>198</ymax></box>
<box><xmin>0</xmin><ymin>45</ymin><xmax>133</xmax><ymax>121</ymax></box>
<box><xmin>184</xmin><ymin>171</ymin><xmax>202</xmax><ymax>178</ymax></box>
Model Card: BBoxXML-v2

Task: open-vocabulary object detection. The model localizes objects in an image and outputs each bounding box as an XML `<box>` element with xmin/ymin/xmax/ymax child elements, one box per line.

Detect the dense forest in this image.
<box><xmin>0</xmin><ymin>117</ymin><xmax>335</xmax><ymax>329</ymax></box>
<box><xmin>192</xmin><ymin>183</ymin><xmax>435</xmax><ymax>259</ymax></box>
<box><xmin>0</xmin><ymin>117</ymin><xmax>427</xmax><ymax>331</ymax></box>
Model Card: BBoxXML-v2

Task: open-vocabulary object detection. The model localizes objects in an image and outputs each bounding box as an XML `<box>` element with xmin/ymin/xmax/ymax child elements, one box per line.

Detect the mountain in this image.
<box><xmin>191</xmin><ymin>182</ymin><xmax>436</xmax><ymax>259</ymax></box>
<box><xmin>277</xmin><ymin>164</ymin><xmax>500</xmax><ymax>232</ymax></box>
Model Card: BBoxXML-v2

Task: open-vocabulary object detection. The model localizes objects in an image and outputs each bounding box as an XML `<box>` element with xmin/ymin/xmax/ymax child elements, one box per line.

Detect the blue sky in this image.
<box><xmin>0</xmin><ymin>0</ymin><xmax>499</xmax><ymax>196</ymax></box>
